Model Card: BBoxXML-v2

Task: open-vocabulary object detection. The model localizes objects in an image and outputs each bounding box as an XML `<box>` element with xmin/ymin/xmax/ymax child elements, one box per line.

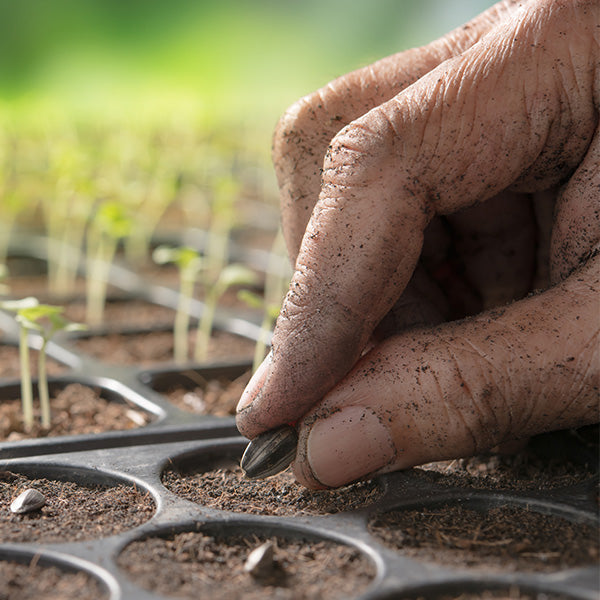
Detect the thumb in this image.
<box><xmin>293</xmin><ymin>254</ymin><xmax>599</xmax><ymax>489</ymax></box>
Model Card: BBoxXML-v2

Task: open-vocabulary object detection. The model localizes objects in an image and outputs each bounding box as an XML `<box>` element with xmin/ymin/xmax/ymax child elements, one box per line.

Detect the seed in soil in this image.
<box><xmin>10</xmin><ymin>488</ymin><xmax>46</xmax><ymax>514</ymax></box>
<box><xmin>118</xmin><ymin>530</ymin><xmax>376</xmax><ymax>600</ymax></box>
<box><xmin>244</xmin><ymin>541</ymin><xmax>276</xmax><ymax>578</ymax></box>
<box><xmin>368</xmin><ymin>503</ymin><xmax>599</xmax><ymax>573</ymax></box>
<box><xmin>241</xmin><ymin>425</ymin><xmax>298</xmax><ymax>479</ymax></box>
<box><xmin>0</xmin><ymin>471</ymin><xmax>155</xmax><ymax>543</ymax></box>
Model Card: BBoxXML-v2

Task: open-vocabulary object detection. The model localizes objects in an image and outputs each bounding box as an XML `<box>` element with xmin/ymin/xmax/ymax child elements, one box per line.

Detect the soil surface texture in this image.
<box><xmin>0</xmin><ymin>344</ymin><xmax>70</xmax><ymax>379</ymax></box>
<box><xmin>393</xmin><ymin>590</ymin><xmax>571</xmax><ymax>600</ymax></box>
<box><xmin>162</xmin><ymin>464</ymin><xmax>383</xmax><ymax>516</ymax></box>
<box><xmin>71</xmin><ymin>328</ymin><xmax>255</xmax><ymax>366</ymax></box>
<box><xmin>412</xmin><ymin>427</ymin><xmax>598</xmax><ymax>491</ymax></box>
<box><xmin>0</xmin><ymin>471</ymin><xmax>155</xmax><ymax>543</ymax></box>
<box><xmin>118</xmin><ymin>530</ymin><xmax>376</xmax><ymax>600</ymax></box>
<box><xmin>62</xmin><ymin>297</ymin><xmax>176</xmax><ymax>329</ymax></box>
<box><xmin>0</xmin><ymin>383</ymin><xmax>153</xmax><ymax>441</ymax></box>
<box><xmin>163</xmin><ymin>369</ymin><xmax>252</xmax><ymax>416</ymax></box>
<box><xmin>368</xmin><ymin>503</ymin><xmax>599</xmax><ymax>573</ymax></box>
<box><xmin>0</xmin><ymin>559</ymin><xmax>108</xmax><ymax>600</ymax></box>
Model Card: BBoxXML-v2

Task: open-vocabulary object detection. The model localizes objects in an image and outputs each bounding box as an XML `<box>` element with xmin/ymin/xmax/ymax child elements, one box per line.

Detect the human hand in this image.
<box><xmin>236</xmin><ymin>0</ymin><xmax>599</xmax><ymax>488</ymax></box>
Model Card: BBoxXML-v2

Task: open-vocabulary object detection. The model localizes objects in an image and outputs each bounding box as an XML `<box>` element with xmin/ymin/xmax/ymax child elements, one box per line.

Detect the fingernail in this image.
<box><xmin>307</xmin><ymin>406</ymin><xmax>396</xmax><ymax>488</ymax></box>
<box><xmin>237</xmin><ymin>351</ymin><xmax>272</xmax><ymax>413</ymax></box>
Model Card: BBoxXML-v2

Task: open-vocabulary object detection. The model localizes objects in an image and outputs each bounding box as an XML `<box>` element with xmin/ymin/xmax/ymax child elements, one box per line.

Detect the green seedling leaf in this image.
<box><xmin>94</xmin><ymin>201</ymin><xmax>133</xmax><ymax>240</ymax></box>
<box><xmin>15</xmin><ymin>304</ymin><xmax>87</xmax><ymax>338</ymax></box>
<box><xmin>214</xmin><ymin>263</ymin><xmax>259</xmax><ymax>295</ymax></box>
<box><xmin>152</xmin><ymin>245</ymin><xmax>202</xmax><ymax>274</ymax></box>
<box><xmin>86</xmin><ymin>201</ymin><xmax>134</xmax><ymax>327</ymax></box>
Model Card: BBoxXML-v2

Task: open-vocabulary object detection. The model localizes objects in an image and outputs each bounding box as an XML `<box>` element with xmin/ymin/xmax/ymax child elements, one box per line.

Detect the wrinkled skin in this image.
<box><xmin>236</xmin><ymin>0</ymin><xmax>599</xmax><ymax>489</ymax></box>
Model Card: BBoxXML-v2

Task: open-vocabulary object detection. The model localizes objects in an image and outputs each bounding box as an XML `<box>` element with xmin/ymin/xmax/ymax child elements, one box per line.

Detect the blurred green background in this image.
<box><xmin>0</xmin><ymin>0</ymin><xmax>494</xmax><ymax>144</ymax></box>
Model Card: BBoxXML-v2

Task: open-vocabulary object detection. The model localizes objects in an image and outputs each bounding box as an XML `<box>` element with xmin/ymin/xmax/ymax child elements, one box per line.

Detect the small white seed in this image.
<box><xmin>10</xmin><ymin>488</ymin><xmax>46</xmax><ymax>514</ymax></box>
<box><xmin>244</xmin><ymin>541</ymin><xmax>275</xmax><ymax>578</ymax></box>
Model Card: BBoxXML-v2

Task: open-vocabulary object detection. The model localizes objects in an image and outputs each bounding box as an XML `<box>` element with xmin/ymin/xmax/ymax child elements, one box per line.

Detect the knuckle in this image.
<box><xmin>272</xmin><ymin>89</ymin><xmax>343</xmax><ymax>164</ymax></box>
<box><xmin>433</xmin><ymin>337</ymin><xmax>515</xmax><ymax>451</ymax></box>
<box><xmin>322</xmin><ymin>119</ymin><xmax>390</xmax><ymax>188</ymax></box>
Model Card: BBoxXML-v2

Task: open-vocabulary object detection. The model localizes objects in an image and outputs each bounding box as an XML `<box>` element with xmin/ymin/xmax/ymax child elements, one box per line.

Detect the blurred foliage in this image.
<box><xmin>0</xmin><ymin>1</ymin><xmax>493</xmax><ymax>121</ymax></box>
<box><xmin>0</xmin><ymin>1</ymin><xmax>494</xmax><ymax>237</ymax></box>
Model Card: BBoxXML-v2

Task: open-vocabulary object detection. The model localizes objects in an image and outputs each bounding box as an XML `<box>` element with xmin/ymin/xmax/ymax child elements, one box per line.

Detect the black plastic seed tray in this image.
<box><xmin>1</xmin><ymin>435</ymin><xmax>598</xmax><ymax>600</ymax></box>
<box><xmin>1</xmin><ymin>238</ymin><xmax>598</xmax><ymax>599</ymax></box>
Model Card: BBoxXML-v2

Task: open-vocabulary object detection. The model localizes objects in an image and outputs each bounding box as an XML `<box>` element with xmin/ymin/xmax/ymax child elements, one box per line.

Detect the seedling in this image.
<box><xmin>153</xmin><ymin>244</ymin><xmax>258</xmax><ymax>363</ymax></box>
<box><xmin>152</xmin><ymin>245</ymin><xmax>202</xmax><ymax>363</ymax></box>
<box><xmin>123</xmin><ymin>160</ymin><xmax>180</xmax><ymax>266</ymax></box>
<box><xmin>238</xmin><ymin>231</ymin><xmax>291</xmax><ymax>371</ymax></box>
<box><xmin>0</xmin><ymin>297</ymin><xmax>85</xmax><ymax>429</ymax></box>
<box><xmin>86</xmin><ymin>201</ymin><xmax>133</xmax><ymax>327</ymax></box>
<box><xmin>193</xmin><ymin>261</ymin><xmax>259</xmax><ymax>363</ymax></box>
<box><xmin>44</xmin><ymin>136</ymin><xmax>95</xmax><ymax>296</ymax></box>
<box><xmin>204</xmin><ymin>175</ymin><xmax>240</xmax><ymax>278</ymax></box>
<box><xmin>15</xmin><ymin>301</ymin><xmax>86</xmax><ymax>427</ymax></box>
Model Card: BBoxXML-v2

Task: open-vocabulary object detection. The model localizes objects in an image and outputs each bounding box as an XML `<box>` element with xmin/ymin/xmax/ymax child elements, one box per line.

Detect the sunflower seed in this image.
<box><xmin>244</xmin><ymin>541</ymin><xmax>275</xmax><ymax>578</ymax></box>
<box><xmin>240</xmin><ymin>425</ymin><xmax>298</xmax><ymax>479</ymax></box>
<box><xmin>10</xmin><ymin>488</ymin><xmax>46</xmax><ymax>514</ymax></box>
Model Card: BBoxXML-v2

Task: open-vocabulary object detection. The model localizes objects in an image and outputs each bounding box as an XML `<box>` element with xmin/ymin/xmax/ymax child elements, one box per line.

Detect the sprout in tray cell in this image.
<box><xmin>153</xmin><ymin>245</ymin><xmax>202</xmax><ymax>364</ymax></box>
<box><xmin>193</xmin><ymin>262</ymin><xmax>259</xmax><ymax>363</ymax></box>
<box><xmin>44</xmin><ymin>134</ymin><xmax>96</xmax><ymax>297</ymax></box>
<box><xmin>86</xmin><ymin>201</ymin><xmax>133</xmax><ymax>327</ymax></box>
<box><xmin>153</xmin><ymin>245</ymin><xmax>259</xmax><ymax>364</ymax></box>
<box><xmin>0</xmin><ymin>297</ymin><xmax>86</xmax><ymax>430</ymax></box>
<box><xmin>239</xmin><ymin>231</ymin><xmax>291</xmax><ymax>371</ymax></box>
<box><xmin>204</xmin><ymin>175</ymin><xmax>241</xmax><ymax>276</ymax></box>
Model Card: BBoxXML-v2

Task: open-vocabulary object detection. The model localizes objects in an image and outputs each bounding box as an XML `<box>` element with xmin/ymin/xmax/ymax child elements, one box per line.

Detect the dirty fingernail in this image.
<box><xmin>307</xmin><ymin>406</ymin><xmax>396</xmax><ymax>488</ymax></box>
<box><xmin>237</xmin><ymin>351</ymin><xmax>272</xmax><ymax>412</ymax></box>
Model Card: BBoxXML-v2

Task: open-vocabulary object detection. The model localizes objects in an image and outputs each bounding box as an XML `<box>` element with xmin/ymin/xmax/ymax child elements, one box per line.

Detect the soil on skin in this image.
<box><xmin>0</xmin><ymin>383</ymin><xmax>153</xmax><ymax>441</ymax></box>
<box><xmin>0</xmin><ymin>560</ymin><xmax>109</xmax><ymax>600</ymax></box>
<box><xmin>0</xmin><ymin>471</ymin><xmax>155</xmax><ymax>543</ymax></box>
<box><xmin>163</xmin><ymin>369</ymin><xmax>252</xmax><ymax>416</ymax></box>
<box><xmin>118</xmin><ymin>530</ymin><xmax>375</xmax><ymax>600</ymax></box>
<box><xmin>162</xmin><ymin>464</ymin><xmax>383</xmax><ymax>516</ymax></box>
<box><xmin>368</xmin><ymin>503</ymin><xmax>599</xmax><ymax>573</ymax></box>
<box><xmin>71</xmin><ymin>329</ymin><xmax>255</xmax><ymax>366</ymax></box>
